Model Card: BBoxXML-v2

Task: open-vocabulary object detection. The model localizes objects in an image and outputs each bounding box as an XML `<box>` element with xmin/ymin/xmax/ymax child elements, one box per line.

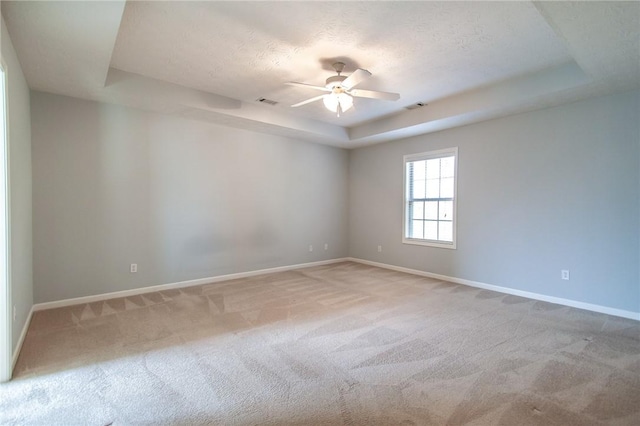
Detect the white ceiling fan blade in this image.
<box><xmin>342</xmin><ymin>68</ymin><xmax>372</xmax><ymax>89</ymax></box>
<box><xmin>286</xmin><ymin>82</ymin><xmax>331</xmax><ymax>92</ymax></box>
<box><xmin>348</xmin><ymin>88</ymin><xmax>400</xmax><ymax>101</ymax></box>
<box><xmin>291</xmin><ymin>94</ymin><xmax>326</xmax><ymax>107</ymax></box>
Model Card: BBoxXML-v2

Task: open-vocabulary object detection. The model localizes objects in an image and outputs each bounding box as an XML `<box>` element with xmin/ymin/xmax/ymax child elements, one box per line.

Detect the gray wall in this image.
<box><xmin>31</xmin><ymin>92</ymin><xmax>349</xmax><ymax>303</ymax></box>
<box><xmin>1</xmin><ymin>19</ymin><xmax>33</xmax><ymax>352</ymax></box>
<box><xmin>349</xmin><ymin>90</ymin><xmax>640</xmax><ymax>314</ymax></box>
<box><xmin>28</xmin><ymin>87</ymin><xmax>640</xmax><ymax>315</ymax></box>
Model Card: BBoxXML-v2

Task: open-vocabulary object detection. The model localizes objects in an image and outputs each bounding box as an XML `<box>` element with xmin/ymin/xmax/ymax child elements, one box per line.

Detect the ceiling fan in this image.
<box><xmin>287</xmin><ymin>62</ymin><xmax>400</xmax><ymax>116</ymax></box>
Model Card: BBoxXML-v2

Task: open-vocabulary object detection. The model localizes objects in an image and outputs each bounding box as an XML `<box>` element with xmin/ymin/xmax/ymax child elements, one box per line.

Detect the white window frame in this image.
<box><xmin>402</xmin><ymin>147</ymin><xmax>458</xmax><ymax>249</ymax></box>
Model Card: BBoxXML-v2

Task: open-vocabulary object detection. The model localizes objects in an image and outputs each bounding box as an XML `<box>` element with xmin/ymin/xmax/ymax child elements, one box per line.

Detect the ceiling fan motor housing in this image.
<box><xmin>326</xmin><ymin>75</ymin><xmax>347</xmax><ymax>89</ymax></box>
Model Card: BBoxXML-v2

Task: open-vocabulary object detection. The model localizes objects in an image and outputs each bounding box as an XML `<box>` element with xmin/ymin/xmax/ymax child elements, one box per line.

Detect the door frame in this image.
<box><xmin>0</xmin><ymin>59</ymin><xmax>12</xmax><ymax>383</ymax></box>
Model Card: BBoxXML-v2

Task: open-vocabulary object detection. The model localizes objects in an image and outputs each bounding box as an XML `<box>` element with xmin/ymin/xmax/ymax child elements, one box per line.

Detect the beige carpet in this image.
<box><xmin>2</xmin><ymin>261</ymin><xmax>639</xmax><ymax>425</ymax></box>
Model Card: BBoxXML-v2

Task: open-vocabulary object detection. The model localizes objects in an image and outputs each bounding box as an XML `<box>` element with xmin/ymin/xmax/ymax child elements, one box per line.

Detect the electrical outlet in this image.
<box><xmin>308</xmin><ymin>245</ymin><xmax>313</xmax><ymax>252</ymax></box>
<box><xmin>324</xmin><ymin>243</ymin><xmax>328</xmax><ymax>250</ymax></box>
<box><xmin>378</xmin><ymin>245</ymin><xmax>382</xmax><ymax>253</ymax></box>
<box><xmin>561</xmin><ymin>270</ymin><xmax>570</xmax><ymax>280</ymax></box>
<box><xmin>130</xmin><ymin>263</ymin><xmax>138</xmax><ymax>273</ymax></box>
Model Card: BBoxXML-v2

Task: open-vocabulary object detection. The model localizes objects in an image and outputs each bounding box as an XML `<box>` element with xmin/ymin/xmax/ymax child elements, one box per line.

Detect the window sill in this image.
<box><xmin>402</xmin><ymin>238</ymin><xmax>457</xmax><ymax>250</ymax></box>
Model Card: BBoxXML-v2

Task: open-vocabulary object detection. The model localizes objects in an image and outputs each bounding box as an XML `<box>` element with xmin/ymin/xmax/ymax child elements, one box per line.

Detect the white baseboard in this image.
<box><xmin>33</xmin><ymin>258</ymin><xmax>350</xmax><ymax>312</ymax></box>
<box><xmin>12</xmin><ymin>305</ymin><xmax>33</xmax><ymax>372</ymax></box>
<box><xmin>347</xmin><ymin>257</ymin><xmax>640</xmax><ymax>321</ymax></box>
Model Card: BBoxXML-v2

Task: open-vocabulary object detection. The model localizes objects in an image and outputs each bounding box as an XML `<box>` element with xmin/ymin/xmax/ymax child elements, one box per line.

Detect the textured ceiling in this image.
<box><xmin>2</xmin><ymin>1</ymin><xmax>639</xmax><ymax>148</ymax></box>
<box><xmin>110</xmin><ymin>1</ymin><xmax>570</xmax><ymax>127</ymax></box>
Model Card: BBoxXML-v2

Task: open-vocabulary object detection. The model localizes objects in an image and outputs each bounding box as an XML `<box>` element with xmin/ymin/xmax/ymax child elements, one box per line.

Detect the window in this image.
<box><xmin>403</xmin><ymin>147</ymin><xmax>457</xmax><ymax>249</ymax></box>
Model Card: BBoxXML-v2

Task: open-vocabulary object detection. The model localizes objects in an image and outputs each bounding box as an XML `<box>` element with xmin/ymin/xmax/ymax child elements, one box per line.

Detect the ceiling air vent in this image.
<box><xmin>256</xmin><ymin>98</ymin><xmax>278</xmax><ymax>106</ymax></box>
<box><xmin>405</xmin><ymin>102</ymin><xmax>428</xmax><ymax>110</ymax></box>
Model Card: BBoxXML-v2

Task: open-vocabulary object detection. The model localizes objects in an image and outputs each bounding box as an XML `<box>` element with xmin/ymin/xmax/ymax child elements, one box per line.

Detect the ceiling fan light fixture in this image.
<box><xmin>338</xmin><ymin>93</ymin><xmax>353</xmax><ymax>111</ymax></box>
<box><xmin>323</xmin><ymin>92</ymin><xmax>353</xmax><ymax>114</ymax></box>
<box><xmin>322</xmin><ymin>93</ymin><xmax>338</xmax><ymax>112</ymax></box>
